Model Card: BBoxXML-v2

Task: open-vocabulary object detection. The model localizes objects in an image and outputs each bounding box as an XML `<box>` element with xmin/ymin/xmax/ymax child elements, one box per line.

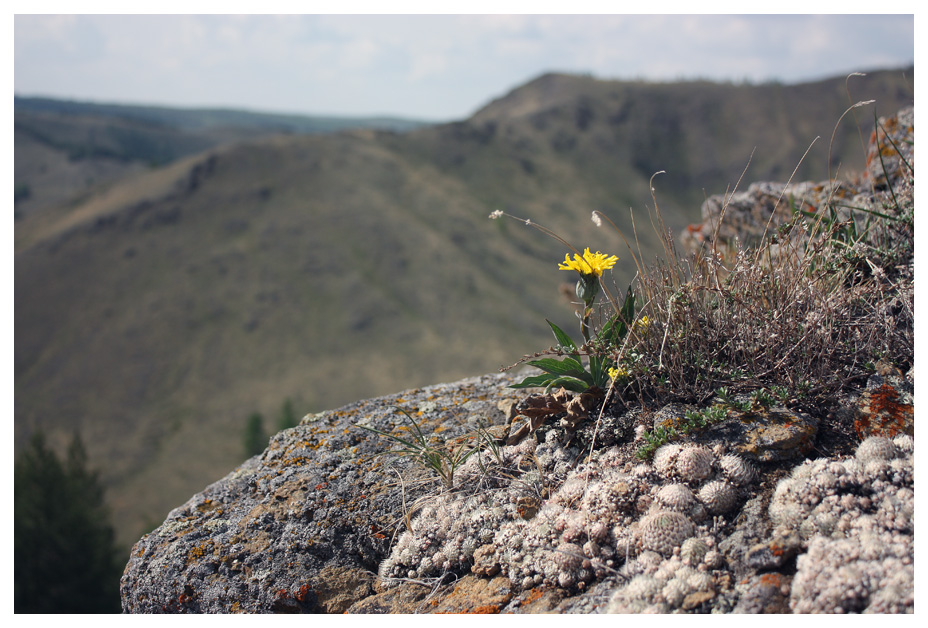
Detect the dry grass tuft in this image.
<box><xmin>607</xmin><ymin>115</ymin><xmax>913</xmax><ymax>410</ymax></box>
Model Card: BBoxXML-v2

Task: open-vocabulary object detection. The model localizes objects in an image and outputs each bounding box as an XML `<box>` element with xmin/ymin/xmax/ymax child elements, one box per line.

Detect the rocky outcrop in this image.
<box><xmin>121</xmin><ymin>370</ymin><xmax>914</xmax><ymax>613</ymax></box>
<box><xmin>120</xmin><ymin>373</ymin><xmax>527</xmax><ymax>613</ymax></box>
<box><xmin>121</xmin><ymin>107</ymin><xmax>914</xmax><ymax>614</ymax></box>
<box><xmin>681</xmin><ymin>106</ymin><xmax>914</xmax><ymax>252</ymax></box>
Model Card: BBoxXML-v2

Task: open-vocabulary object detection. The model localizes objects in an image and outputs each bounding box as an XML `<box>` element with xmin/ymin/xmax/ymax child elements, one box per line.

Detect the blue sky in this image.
<box><xmin>13</xmin><ymin>11</ymin><xmax>916</xmax><ymax>121</ymax></box>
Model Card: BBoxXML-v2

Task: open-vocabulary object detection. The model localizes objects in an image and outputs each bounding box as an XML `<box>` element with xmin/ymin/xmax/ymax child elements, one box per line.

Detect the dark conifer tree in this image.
<box><xmin>15</xmin><ymin>431</ymin><xmax>122</xmax><ymax>613</ymax></box>
<box><xmin>277</xmin><ymin>398</ymin><xmax>299</xmax><ymax>432</ymax></box>
<box><xmin>243</xmin><ymin>412</ymin><xmax>267</xmax><ymax>457</ymax></box>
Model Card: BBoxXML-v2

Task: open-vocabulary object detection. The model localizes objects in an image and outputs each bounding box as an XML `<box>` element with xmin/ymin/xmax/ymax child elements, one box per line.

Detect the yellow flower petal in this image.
<box><xmin>633</xmin><ymin>316</ymin><xmax>650</xmax><ymax>332</ymax></box>
<box><xmin>558</xmin><ymin>247</ymin><xmax>618</xmax><ymax>277</ymax></box>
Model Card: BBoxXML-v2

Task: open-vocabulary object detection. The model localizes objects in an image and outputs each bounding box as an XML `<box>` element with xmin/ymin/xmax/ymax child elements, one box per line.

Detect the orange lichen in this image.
<box><xmin>855</xmin><ymin>384</ymin><xmax>914</xmax><ymax>439</ymax></box>
<box><xmin>770</xmin><ymin>541</ymin><xmax>786</xmax><ymax>558</ymax></box>
<box><xmin>435</xmin><ymin>604</ymin><xmax>501</xmax><ymax>614</ymax></box>
<box><xmin>187</xmin><ymin>540</ymin><xmax>215</xmax><ymax>563</ymax></box>
<box><xmin>520</xmin><ymin>587</ymin><xmax>547</xmax><ymax>606</ymax></box>
<box><xmin>369</xmin><ymin>523</ymin><xmax>387</xmax><ymax>540</ymax></box>
<box><xmin>758</xmin><ymin>572</ymin><xmax>787</xmax><ymax>587</ymax></box>
<box><xmin>295</xmin><ymin>583</ymin><xmax>315</xmax><ymax>603</ymax></box>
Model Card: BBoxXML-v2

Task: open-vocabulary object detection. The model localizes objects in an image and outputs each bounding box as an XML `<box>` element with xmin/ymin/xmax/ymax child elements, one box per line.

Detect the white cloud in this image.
<box><xmin>13</xmin><ymin>14</ymin><xmax>914</xmax><ymax>119</ymax></box>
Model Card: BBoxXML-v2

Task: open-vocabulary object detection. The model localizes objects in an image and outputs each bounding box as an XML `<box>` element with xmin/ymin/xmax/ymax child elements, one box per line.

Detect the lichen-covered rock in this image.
<box><xmin>855</xmin><ymin>375</ymin><xmax>914</xmax><ymax>440</ymax></box>
<box><xmin>733</xmin><ymin>573</ymin><xmax>792</xmax><ymax>614</ymax></box>
<box><xmin>731</xmin><ymin>408</ymin><xmax>820</xmax><ymax>462</ymax></box>
<box><xmin>120</xmin><ymin>373</ymin><xmax>526</xmax><ymax>613</ymax></box>
<box><xmin>864</xmin><ymin>105</ymin><xmax>914</xmax><ymax>188</ymax></box>
<box><xmin>684</xmin><ymin>406</ymin><xmax>820</xmax><ymax>464</ymax></box>
<box><xmin>119</xmin><ymin>365</ymin><xmax>916</xmax><ymax>614</ymax></box>
<box><xmin>121</xmin><ymin>364</ymin><xmax>914</xmax><ymax>613</ymax></box>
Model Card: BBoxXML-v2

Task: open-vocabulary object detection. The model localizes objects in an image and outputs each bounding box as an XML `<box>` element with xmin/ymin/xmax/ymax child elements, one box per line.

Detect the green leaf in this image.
<box><xmin>620</xmin><ymin>286</ymin><xmax>636</xmax><ymax>326</ymax></box>
<box><xmin>544</xmin><ymin>376</ymin><xmax>590</xmax><ymax>394</ymax></box>
<box><xmin>546</xmin><ymin>319</ymin><xmax>579</xmax><ymax>353</ymax></box>
<box><xmin>598</xmin><ymin>314</ymin><xmax>616</xmax><ymax>344</ymax></box>
<box><xmin>394</xmin><ymin>406</ymin><xmax>428</xmax><ymax>443</ymax></box>
<box><xmin>599</xmin><ymin>287</ymin><xmax>636</xmax><ymax>344</ymax></box>
<box><xmin>527</xmin><ymin>357</ymin><xmax>591</xmax><ymax>382</ymax></box>
<box><xmin>589</xmin><ymin>353</ymin><xmax>606</xmax><ymax>386</ymax></box>
<box><xmin>357</xmin><ymin>425</ymin><xmax>424</xmax><ymax>455</ymax></box>
<box><xmin>509</xmin><ymin>373</ymin><xmax>560</xmax><ymax>389</ymax></box>
<box><xmin>598</xmin><ymin>313</ymin><xmax>624</xmax><ymax>345</ymax></box>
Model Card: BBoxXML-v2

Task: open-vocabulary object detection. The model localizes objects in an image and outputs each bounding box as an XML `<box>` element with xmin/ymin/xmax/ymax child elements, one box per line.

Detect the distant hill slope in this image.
<box><xmin>14</xmin><ymin>67</ymin><xmax>913</xmax><ymax>550</ymax></box>
<box><xmin>15</xmin><ymin>96</ymin><xmax>433</xmax><ymax>133</ymax></box>
<box><xmin>14</xmin><ymin>96</ymin><xmax>434</xmax><ymax>217</ymax></box>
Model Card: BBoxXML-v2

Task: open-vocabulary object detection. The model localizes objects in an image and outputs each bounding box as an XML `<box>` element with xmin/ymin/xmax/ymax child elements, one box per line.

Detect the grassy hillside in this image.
<box><xmin>14</xmin><ymin>96</ymin><xmax>433</xmax><ymax>218</ymax></box>
<box><xmin>14</xmin><ymin>68</ymin><xmax>913</xmax><ymax>550</ymax></box>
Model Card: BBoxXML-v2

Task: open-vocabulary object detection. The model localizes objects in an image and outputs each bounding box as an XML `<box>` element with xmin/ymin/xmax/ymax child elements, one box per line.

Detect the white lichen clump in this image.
<box><xmin>719</xmin><ymin>453</ymin><xmax>757</xmax><ymax>486</ymax></box>
<box><xmin>638</xmin><ymin>511</ymin><xmax>695</xmax><ymax>556</ymax></box>
<box><xmin>379</xmin><ymin>427</ymin><xmax>760</xmax><ymax>599</ymax></box>
<box><xmin>655</xmin><ymin>483</ymin><xmax>697</xmax><ymax>513</ymax></box>
<box><xmin>674</xmin><ymin>445</ymin><xmax>714</xmax><ymax>482</ymax></box>
<box><xmin>768</xmin><ymin>437</ymin><xmax>914</xmax><ymax>612</ymax></box>
<box><xmin>697</xmin><ymin>480</ymin><xmax>738</xmax><ymax>515</ymax></box>
<box><xmin>606</xmin><ymin>553</ymin><xmax>717</xmax><ymax>613</ymax></box>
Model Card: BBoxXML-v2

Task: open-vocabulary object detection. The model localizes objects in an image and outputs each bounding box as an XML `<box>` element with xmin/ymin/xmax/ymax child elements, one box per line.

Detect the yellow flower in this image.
<box><xmin>558</xmin><ymin>248</ymin><xmax>619</xmax><ymax>277</ymax></box>
<box><xmin>608</xmin><ymin>366</ymin><xmax>628</xmax><ymax>380</ymax></box>
<box><xmin>633</xmin><ymin>316</ymin><xmax>650</xmax><ymax>333</ymax></box>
